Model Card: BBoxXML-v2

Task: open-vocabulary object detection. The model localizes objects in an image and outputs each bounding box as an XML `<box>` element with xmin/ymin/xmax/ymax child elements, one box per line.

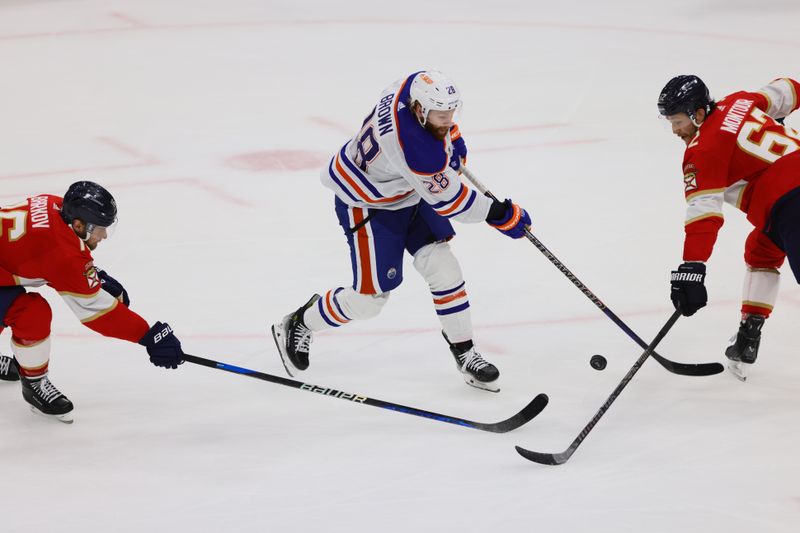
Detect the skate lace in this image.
<box><xmin>34</xmin><ymin>378</ymin><xmax>63</xmax><ymax>403</ymax></box>
<box><xmin>462</xmin><ymin>350</ymin><xmax>490</xmax><ymax>371</ymax></box>
<box><xmin>0</xmin><ymin>356</ymin><xmax>10</xmax><ymax>375</ymax></box>
<box><xmin>292</xmin><ymin>323</ymin><xmax>313</xmax><ymax>354</ymax></box>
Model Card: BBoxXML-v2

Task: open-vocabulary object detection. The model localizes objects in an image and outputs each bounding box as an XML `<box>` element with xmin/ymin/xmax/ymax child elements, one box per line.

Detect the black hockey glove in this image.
<box><xmin>96</xmin><ymin>268</ymin><xmax>130</xmax><ymax>306</ymax></box>
<box><xmin>670</xmin><ymin>262</ymin><xmax>707</xmax><ymax>316</ymax></box>
<box><xmin>139</xmin><ymin>322</ymin><xmax>184</xmax><ymax>369</ymax></box>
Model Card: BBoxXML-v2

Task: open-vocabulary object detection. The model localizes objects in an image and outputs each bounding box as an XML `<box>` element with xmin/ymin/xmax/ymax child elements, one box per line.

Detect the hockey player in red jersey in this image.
<box><xmin>0</xmin><ymin>181</ymin><xmax>185</xmax><ymax>422</ymax></box>
<box><xmin>271</xmin><ymin>70</ymin><xmax>531</xmax><ymax>392</ymax></box>
<box><xmin>658</xmin><ymin>75</ymin><xmax>800</xmax><ymax>380</ymax></box>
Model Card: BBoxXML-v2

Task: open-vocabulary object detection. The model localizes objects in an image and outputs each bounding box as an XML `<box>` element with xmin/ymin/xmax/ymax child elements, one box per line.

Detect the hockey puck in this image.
<box><xmin>590</xmin><ymin>354</ymin><xmax>607</xmax><ymax>371</ymax></box>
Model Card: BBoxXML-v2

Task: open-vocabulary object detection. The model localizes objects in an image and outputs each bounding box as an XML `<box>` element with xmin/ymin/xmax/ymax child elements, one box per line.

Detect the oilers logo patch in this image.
<box><xmin>387</xmin><ymin>268</ymin><xmax>397</xmax><ymax>280</ymax></box>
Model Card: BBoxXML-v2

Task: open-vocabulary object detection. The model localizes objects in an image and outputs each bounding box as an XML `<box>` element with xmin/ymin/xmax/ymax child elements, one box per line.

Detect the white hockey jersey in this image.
<box><xmin>320</xmin><ymin>72</ymin><xmax>492</xmax><ymax>224</ymax></box>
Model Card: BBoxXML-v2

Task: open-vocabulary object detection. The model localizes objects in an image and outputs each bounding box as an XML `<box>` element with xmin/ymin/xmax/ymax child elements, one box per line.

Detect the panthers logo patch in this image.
<box><xmin>684</xmin><ymin>172</ymin><xmax>698</xmax><ymax>193</ymax></box>
<box><xmin>84</xmin><ymin>261</ymin><xmax>100</xmax><ymax>289</ymax></box>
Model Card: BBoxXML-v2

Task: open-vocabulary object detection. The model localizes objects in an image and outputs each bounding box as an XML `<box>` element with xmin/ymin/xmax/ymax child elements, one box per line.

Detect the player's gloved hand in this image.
<box><xmin>139</xmin><ymin>322</ymin><xmax>184</xmax><ymax>369</ymax></box>
<box><xmin>670</xmin><ymin>262</ymin><xmax>707</xmax><ymax>316</ymax></box>
<box><xmin>96</xmin><ymin>267</ymin><xmax>130</xmax><ymax>306</ymax></box>
<box><xmin>448</xmin><ymin>126</ymin><xmax>467</xmax><ymax>171</ymax></box>
<box><xmin>486</xmin><ymin>199</ymin><xmax>531</xmax><ymax>239</ymax></box>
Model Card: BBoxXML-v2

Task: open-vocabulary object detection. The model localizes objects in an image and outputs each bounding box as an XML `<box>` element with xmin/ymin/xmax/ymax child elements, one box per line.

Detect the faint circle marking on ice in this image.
<box><xmin>226</xmin><ymin>150</ymin><xmax>328</xmax><ymax>172</ymax></box>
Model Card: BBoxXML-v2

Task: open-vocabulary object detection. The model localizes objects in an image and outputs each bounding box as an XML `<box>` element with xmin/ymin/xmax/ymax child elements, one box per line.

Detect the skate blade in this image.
<box><xmin>463</xmin><ymin>375</ymin><xmax>500</xmax><ymax>393</ymax></box>
<box><xmin>271</xmin><ymin>323</ymin><xmax>297</xmax><ymax>378</ymax></box>
<box><xmin>727</xmin><ymin>360</ymin><xmax>748</xmax><ymax>382</ymax></box>
<box><xmin>29</xmin><ymin>405</ymin><xmax>74</xmax><ymax>424</ymax></box>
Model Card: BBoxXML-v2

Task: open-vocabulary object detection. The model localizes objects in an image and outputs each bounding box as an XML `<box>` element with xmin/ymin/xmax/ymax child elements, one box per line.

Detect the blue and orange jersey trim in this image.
<box><xmin>327</xmin><ymin>145</ymin><xmax>414</xmax><ymax>205</ymax></box>
<box><xmin>429</xmin><ymin>183</ymin><xmax>478</xmax><ymax>218</ymax></box>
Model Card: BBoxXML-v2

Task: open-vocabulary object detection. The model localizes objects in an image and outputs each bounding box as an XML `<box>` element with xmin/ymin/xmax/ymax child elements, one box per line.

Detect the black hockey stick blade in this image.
<box><xmin>514</xmin><ymin>446</ymin><xmax>567</xmax><ymax>465</ymax></box>
<box><xmin>184</xmin><ymin>353</ymin><xmax>547</xmax><ymax>433</ymax></box>
<box><xmin>651</xmin><ymin>354</ymin><xmax>723</xmax><ymax>376</ymax></box>
<box><xmin>473</xmin><ymin>393</ymin><xmax>549</xmax><ymax>433</ymax></box>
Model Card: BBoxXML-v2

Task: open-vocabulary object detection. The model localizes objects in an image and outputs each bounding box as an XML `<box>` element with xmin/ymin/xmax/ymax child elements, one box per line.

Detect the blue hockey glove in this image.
<box><xmin>670</xmin><ymin>262</ymin><xmax>707</xmax><ymax>316</ymax></box>
<box><xmin>486</xmin><ymin>199</ymin><xmax>531</xmax><ymax>239</ymax></box>
<box><xmin>449</xmin><ymin>127</ymin><xmax>467</xmax><ymax>171</ymax></box>
<box><xmin>96</xmin><ymin>267</ymin><xmax>130</xmax><ymax>306</ymax></box>
<box><xmin>139</xmin><ymin>322</ymin><xmax>184</xmax><ymax>369</ymax></box>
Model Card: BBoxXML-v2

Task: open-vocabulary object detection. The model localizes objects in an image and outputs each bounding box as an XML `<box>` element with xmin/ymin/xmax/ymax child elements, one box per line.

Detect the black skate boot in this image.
<box><xmin>21</xmin><ymin>374</ymin><xmax>74</xmax><ymax>424</ymax></box>
<box><xmin>0</xmin><ymin>354</ymin><xmax>20</xmax><ymax>382</ymax></box>
<box><xmin>443</xmin><ymin>332</ymin><xmax>500</xmax><ymax>392</ymax></box>
<box><xmin>271</xmin><ymin>294</ymin><xmax>320</xmax><ymax>377</ymax></box>
<box><xmin>725</xmin><ymin>314</ymin><xmax>765</xmax><ymax>382</ymax></box>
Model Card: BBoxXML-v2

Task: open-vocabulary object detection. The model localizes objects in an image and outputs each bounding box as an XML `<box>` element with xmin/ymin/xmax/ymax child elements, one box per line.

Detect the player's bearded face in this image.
<box><xmin>72</xmin><ymin>221</ymin><xmax>109</xmax><ymax>250</ymax></box>
<box><xmin>84</xmin><ymin>226</ymin><xmax>108</xmax><ymax>250</ymax></box>
<box><xmin>424</xmin><ymin>109</ymin><xmax>456</xmax><ymax>140</ymax></box>
<box><xmin>666</xmin><ymin>113</ymin><xmax>699</xmax><ymax>146</ymax></box>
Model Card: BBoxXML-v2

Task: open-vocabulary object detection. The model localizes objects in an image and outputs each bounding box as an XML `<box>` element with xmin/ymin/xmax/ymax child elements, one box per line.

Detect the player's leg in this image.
<box><xmin>0</xmin><ymin>286</ymin><xmax>25</xmax><ymax>381</ymax></box>
<box><xmin>3</xmin><ymin>290</ymin><xmax>73</xmax><ymax>422</ymax></box>
<box><xmin>726</xmin><ymin>229</ymin><xmax>785</xmax><ymax>378</ymax></box>
<box><xmin>271</xmin><ymin>199</ymin><xmax>408</xmax><ymax>376</ymax></box>
<box><xmin>409</xmin><ymin>204</ymin><xmax>500</xmax><ymax>392</ymax></box>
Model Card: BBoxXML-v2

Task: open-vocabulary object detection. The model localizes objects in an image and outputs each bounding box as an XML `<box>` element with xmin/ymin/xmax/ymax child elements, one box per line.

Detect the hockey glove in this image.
<box><xmin>449</xmin><ymin>126</ymin><xmax>467</xmax><ymax>171</ymax></box>
<box><xmin>670</xmin><ymin>262</ymin><xmax>707</xmax><ymax>316</ymax></box>
<box><xmin>96</xmin><ymin>268</ymin><xmax>130</xmax><ymax>306</ymax></box>
<box><xmin>486</xmin><ymin>199</ymin><xmax>531</xmax><ymax>239</ymax></box>
<box><xmin>139</xmin><ymin>322</ymin><xmax>184</xmax><ymax>369</ymax></box>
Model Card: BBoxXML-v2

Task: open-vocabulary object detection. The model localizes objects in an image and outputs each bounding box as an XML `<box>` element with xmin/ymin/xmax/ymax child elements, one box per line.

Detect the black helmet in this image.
<box><xmin>60</xmin><ymin>181</ymin><xmax>117</xmax><ymax>227</ymax></box>
<box><xmin>657</xmin><ymin>75</ymin><xmax>714</xmax><ymax>122</ymax></box>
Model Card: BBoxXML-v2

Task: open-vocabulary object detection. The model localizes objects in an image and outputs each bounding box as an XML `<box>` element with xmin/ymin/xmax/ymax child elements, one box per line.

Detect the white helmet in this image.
<box><xmin>408</xmin><ymin>70</ymin><xmax>462</xmax><ymax>126</ymax></box>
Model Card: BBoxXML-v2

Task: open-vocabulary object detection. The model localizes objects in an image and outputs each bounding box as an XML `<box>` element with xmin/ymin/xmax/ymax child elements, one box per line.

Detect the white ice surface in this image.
<box><xmin>1</xmin><ymin>1</ymin><xmax>799</xmax><ymax>532</ymax></box>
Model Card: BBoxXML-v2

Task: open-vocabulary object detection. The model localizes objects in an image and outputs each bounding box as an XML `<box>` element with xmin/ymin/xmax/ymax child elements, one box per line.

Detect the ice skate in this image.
<box><xmin>21</xmin><ymin>374</ymin><xmax>74</xmax><ymax>424</ymax></box>
<box><xmin>0</xmin><ymin>354</ymin><xmax>20</xmax><ymax>382</ymax></box>
<box><xmin>271</xmin><ymin>294</ymin><xmax>320</xmax><ymax>377</ymax></box>
<box><xmin>725</xmin><ymin>314</ymin><xmax>765</xmax><ymax>382</ymax></box>
<box><xmin>443</xmin><ymin>332</ymin><xmax>500</xmax><ymax>392</ymax></box>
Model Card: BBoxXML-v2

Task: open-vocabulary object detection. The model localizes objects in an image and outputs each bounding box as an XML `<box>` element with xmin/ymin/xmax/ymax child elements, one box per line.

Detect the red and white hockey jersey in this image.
<box><xmin>320</xmin><ymin>72</ymin><xmax>493</xmax><ymax>223</ymax></box>
<box><xmin>0</xmin><ymin>195</ymin><xmax>149</xmax><ymax>343</ymax></box>
<box><xmin>680</xmin><ymin>77</ymin><xmax>800</xmax><ymax>262</ymax></box>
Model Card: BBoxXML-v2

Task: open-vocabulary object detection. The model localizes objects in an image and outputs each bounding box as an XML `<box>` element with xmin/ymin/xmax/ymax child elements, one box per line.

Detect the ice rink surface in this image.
<box><xmin>1</xmin><ymin>1</ymin><xmax>799</xmax><ymax>531</ymax></box>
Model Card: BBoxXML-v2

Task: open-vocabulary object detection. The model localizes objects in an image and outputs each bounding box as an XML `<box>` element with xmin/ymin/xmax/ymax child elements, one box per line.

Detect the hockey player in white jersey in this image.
<box><xmin>271</xmin><ymin>71</ymin><xmax>531</xmax><ymax>392</ymax></box>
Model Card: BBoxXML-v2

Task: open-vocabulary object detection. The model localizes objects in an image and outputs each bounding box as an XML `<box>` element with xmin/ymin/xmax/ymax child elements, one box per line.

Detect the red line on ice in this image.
<box><xmin>108</xmin><ymin>12</ymin><xmax>148</xmax><ymax>27</ymax></box>
<box><xmin>0</xmin><ymin>19</ymin><xmax>798</xmax><ymax>49</ymax></box>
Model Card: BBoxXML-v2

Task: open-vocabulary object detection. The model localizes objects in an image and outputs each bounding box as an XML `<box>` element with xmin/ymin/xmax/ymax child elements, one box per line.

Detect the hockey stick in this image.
<box><xmin>183</xmin><ymin>354</ymin><xmax>548</xmax><ymax>433</ymax></box>
<box><xmin>515</xmin><ymin>309</ymin><xmax>681</xmax><ymax>465</ymax></box>
<box><xmin>460</xmin><ymin>166</ymin><xmax>722</xmax><ymax>377</ymax></box>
